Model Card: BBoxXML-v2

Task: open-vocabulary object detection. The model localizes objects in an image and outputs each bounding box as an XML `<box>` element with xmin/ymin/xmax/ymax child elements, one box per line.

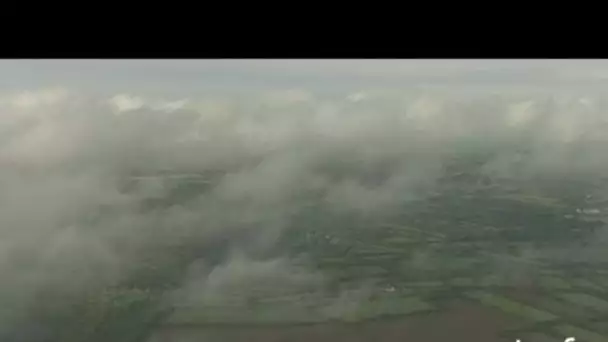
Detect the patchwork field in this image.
<box><xmin>147</xmin><ymin>187</ymin><xmax>608</xmax><ymax>342</ymax></box>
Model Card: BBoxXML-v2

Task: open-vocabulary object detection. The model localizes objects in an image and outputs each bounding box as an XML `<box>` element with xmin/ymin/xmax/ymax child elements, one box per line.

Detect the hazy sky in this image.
<box><xmin>3</xmin><ymin>59</ymin><xmax>608</xmax><ymax>94</ymax></box>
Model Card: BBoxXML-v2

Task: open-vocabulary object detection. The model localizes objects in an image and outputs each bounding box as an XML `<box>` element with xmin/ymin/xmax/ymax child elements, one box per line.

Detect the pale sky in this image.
<box><xmin>2</xmin><ymin>59</ymin><xmax>608</xmax><ymax>94</ymax></box>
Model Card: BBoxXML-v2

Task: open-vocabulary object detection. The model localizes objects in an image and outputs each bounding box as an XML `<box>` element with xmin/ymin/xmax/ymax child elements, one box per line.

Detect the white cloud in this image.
<box><xmin>0</xmin><ymin>88</ymin><xmax>69</xmax><ymax>110</ymax></box>
<box><xmin>109</xmin><ymin>94</ymin><xmax>145</xmax><ymax>113</ymax></box>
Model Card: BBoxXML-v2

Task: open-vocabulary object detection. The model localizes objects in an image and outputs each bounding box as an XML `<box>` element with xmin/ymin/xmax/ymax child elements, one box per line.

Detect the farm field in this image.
<box><xmin>146</xmin><ymin>172</ymin><xmax>608</xmax><ymax>342</ymax></box>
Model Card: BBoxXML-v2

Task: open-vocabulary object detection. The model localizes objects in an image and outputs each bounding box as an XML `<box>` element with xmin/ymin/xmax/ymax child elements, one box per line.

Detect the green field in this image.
<box><xmin>465</xmin><ymin>292</ymin><xmax>558</xmax><ymax>322</ymax></box>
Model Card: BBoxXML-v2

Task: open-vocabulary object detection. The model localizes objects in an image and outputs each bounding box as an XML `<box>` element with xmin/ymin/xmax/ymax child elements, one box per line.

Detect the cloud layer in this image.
<box><xmin>1</xmin><ymin>85</ymin><xmax>608</xmax><ymax>340</ymax></box>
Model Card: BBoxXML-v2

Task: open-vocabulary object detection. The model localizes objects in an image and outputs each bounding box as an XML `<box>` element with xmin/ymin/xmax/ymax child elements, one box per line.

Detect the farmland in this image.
<box><xmin>144</xmin><ymin>162</ymin><xmax>608</xmax><ymax>342</ymax></box>
<box><xmin>8</xmin><ymin>151</ymin><xmax>608</xmax><ymax>342</ymax></box>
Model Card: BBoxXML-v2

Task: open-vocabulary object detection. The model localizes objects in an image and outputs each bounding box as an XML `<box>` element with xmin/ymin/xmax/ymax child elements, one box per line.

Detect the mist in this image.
<box><xmin>2</xmin><ymin>60</ymin><xmax>608</xmax><ymax>341</ymax></box>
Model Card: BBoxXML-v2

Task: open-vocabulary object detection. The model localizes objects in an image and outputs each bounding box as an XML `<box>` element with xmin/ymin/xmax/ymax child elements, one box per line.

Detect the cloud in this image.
<box><xmin>1</xmin><ymin>85</ymin><xmax>608</xmax><ymax>339</ymax></box>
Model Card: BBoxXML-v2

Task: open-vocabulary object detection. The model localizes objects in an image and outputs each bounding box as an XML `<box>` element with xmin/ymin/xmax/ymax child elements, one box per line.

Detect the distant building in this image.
<box><xmin>576</xmin><ymin>208</ymin><xmax>601</xmax><ymax>215</ymax></box>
